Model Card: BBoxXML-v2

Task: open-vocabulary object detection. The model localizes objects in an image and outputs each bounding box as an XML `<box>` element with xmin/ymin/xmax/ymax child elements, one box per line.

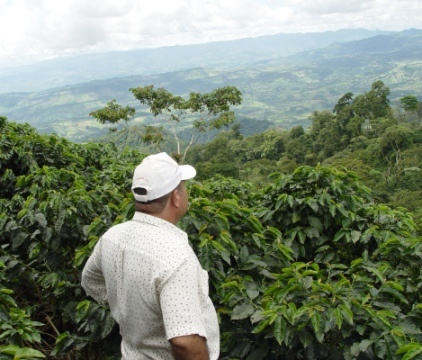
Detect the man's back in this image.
<box><xmin>82</xmin><ymin>212</ymin><xmax>220</xmax><ymax>359</ymax></box>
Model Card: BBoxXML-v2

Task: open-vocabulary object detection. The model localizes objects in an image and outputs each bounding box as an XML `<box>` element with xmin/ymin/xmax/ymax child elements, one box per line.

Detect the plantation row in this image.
<box><xmin>0</xmin><ymin>116</ymin><xmax>421</xmax><ymax>359</ymax></box>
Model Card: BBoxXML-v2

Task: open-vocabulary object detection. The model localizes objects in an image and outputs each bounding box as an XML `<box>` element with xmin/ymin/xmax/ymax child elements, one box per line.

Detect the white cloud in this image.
<box><xmin>0</xmin><ymin>0</ymin><xmax>421</xmax><ymax>67</ymax></box>
<box><xmin>292</xmin><ymin>0</ymin><xmax>373</xmax><ymax>15</ymax></box>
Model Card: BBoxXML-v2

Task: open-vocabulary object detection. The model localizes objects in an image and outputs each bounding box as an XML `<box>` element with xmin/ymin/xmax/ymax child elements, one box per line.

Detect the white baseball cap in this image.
<box><xmin>131</xmin><ymin>152</ymin><xmax>196</xmax><ymax>202</ymax></box>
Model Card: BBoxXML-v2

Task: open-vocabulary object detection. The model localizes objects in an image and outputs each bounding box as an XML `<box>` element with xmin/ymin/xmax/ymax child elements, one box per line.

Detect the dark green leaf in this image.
<box><xmin>231</xmin><ymin>302</ymin><xmax>255</xmax><ymax>320</ymax></box>
<box><xmin>308</xmin><ymin>216</ymin><xmax>323</xmax><ymax>232</ymax></box>
<box><xmin>246</xmin><ymin>347</ymin><xmax>269</xmax><ymax>360</ymax></box>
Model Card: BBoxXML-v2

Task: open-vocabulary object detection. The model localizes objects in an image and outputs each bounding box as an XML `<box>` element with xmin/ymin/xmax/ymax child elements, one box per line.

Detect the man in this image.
<box><xmin>81</xmin><ymin>152</ymin><xmax>219</xmax><ymax>360</ymax></box>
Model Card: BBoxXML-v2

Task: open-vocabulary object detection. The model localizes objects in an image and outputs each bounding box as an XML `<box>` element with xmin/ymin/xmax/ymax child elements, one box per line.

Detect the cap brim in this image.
<box><xmin>180</xmin><ymin>165</ymin><xmax>196</xmax><ymax>180</ymax></box>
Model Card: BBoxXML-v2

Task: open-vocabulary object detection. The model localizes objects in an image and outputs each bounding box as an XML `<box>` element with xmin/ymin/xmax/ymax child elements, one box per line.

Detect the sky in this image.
<box><xmin>0</xmin><ymin>0</ymin><xmax>421</xmax><ymax>67</ymax></box>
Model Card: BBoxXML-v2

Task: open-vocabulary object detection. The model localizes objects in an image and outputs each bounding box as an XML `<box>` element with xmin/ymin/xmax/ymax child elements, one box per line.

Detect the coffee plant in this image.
<box><xmin>1</xmin><ymin>117</ymin><xmax>421</xmax><ymax>359</ymax></box>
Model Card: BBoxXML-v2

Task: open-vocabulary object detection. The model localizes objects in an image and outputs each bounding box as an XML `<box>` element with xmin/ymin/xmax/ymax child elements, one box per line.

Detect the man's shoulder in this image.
<box><xmin>100</xmin><ymin>216</ymin><xmax>191</xmax><ymax>262</ymax></box>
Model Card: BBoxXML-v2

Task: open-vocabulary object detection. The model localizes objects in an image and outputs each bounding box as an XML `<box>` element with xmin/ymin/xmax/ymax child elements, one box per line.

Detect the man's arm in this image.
<box><xmin>169</xmin><ymin>334</ymin><xmax>209</xmax><ymax>360</ymax></box>
<box><xmin>160</xmin><ymin>257</ymin><xmax>214</xmax><ymax>358</ymax></box>
<box><xmin>81</xmin><ymin>240</ymin><xmax>108</xmax><ymax>305</ymax></box>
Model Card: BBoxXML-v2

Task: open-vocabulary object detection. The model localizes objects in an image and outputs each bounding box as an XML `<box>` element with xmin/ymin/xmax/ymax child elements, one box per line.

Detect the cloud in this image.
<box><xmin>0</xmin><ymin>0</ymin><xmax>421</xmax><ymax>67</ymax></box>
<box><xmin>292</xmin><ymin>0</ymin><xmax>373</xmax><ymax>15</ymax></box>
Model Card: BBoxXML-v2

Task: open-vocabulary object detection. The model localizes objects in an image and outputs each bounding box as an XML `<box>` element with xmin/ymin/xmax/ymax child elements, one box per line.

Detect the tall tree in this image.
<box><xmin>400</xmin><ymin>95</ymin><xmax>419</xmax><ymax>112</ymax></box>
<box><xmin>90</xmin><ymin>85</ymin><xmax>242</xmax><ymax>163</ymax></box>
<box><xmin>364</xmin><ymin>80</ymin><xmax>391</xmax><ymax>119</ymax></box>
<box><xmin>400</xmin><ymin>95</ymin><xmax>422</xmax><ymax>125</ymax></box>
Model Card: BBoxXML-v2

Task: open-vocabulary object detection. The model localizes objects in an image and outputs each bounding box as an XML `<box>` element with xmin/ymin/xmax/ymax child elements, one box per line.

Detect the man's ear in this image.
<box><xmin>170</xmin><ymin>188</ymin><xmax>181</xmax><ymax>208</ymax></box>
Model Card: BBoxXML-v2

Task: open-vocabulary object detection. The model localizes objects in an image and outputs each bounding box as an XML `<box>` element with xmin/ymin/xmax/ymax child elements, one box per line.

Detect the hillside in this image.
<box><xmin>1</xmin><ymin>94</ymin><xmax>421</xmax><ymax>358</ymax></box>
<box><xmin>0</xmin><ymin>29</ymin><xmax>421</xmax><ymax>141</ymax></box>
<box><xmin>0</xmin><ymin>29</ymin><xmax>389</xmax><ymax>94</ymax></box>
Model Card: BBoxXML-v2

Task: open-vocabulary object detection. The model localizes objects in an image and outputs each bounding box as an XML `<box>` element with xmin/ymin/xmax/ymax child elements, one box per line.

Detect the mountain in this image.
<box><xmin>0</xmin><ymin>29</ymin><xmax>421</xmax><ymax>141</ymax></box>
<box><xmin>0</xmin><ymin>29</ymin><xmax>390</xmax><ymax>94</ymax></box>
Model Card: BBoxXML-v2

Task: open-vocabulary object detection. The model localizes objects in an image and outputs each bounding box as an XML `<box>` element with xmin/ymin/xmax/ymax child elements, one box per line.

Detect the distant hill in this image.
<box><xmin>0</xmin><ymin>29</ymin><xmax>421</xmax><ymax>141</ymax></box>
<box><xmin>0</xmin><ymin>29</ymin><xmax>390</xmax><ymax>94</ymax></box>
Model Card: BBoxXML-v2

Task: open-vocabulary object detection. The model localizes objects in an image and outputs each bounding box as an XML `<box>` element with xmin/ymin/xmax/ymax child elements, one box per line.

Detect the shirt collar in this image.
<box><xmin>132</xmin><ymin>211</ymin><xmax>181</xmax><ymax>232</ymax></box>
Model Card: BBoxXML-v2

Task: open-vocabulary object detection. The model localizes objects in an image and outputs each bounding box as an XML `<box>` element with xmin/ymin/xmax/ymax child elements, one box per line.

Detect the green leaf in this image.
<box><xmin>252</xmin><ymin>317</ymin><xmax>271</xmax><ymax>334</ymax></box>
<box><xmin>305</xmin><ymin>198</ymin><xmax>319</xmax><ymax>212</ymax></box>
<box><xmin>397</xmin><ymin>321</ymin><xmax>422</xmax><ymax>335</ymax></box>
<box><xmin>245</xmin><ymin>216</ymin><xmax>263</xmax><ymax>233</ymax></box>
<box><xmin>244</xmin><ymin>280</ymin><xmax>260</xmax><ymax>300</ymax></box>
<box><xmin>100</xmin><ymin>314</ymin><xmax>115</xmax><ymax>339</ymax></box>
<box><xmin>365</xmin><ymin>266</ymin><xmax>385</xmax><ymax>284</ymax></box>
<box><xmin>397</xmin><ymin>343</ymin><xmax>422</xmax><ymax>355</ymax></box>
<box><xmin>274</xmin><ymin>316</ymin><xmax>287</xmax><ymax>345</ymax></box>
<box><xmin>34</xmin><ymin>213</ymin><xmax>47</xmax><ymax>227</ymax></box>
<box><xmin>381</xmin><ymin>287</ymin><xmax>409</xmax><ymax>305</ymax></box>
<box><xmin>304</xmin><ymin>226</ymin><xmax>319</xmax><ymax>239</ymax></box>
<box><xmin>332</xmin><ymin>307</ymin><xmax>343</xmax><ymax>329</ymax></box>
<box><xmin>14</xmin><ymin>347</ymin><xmax>46</xmax><ymax>359</ymax></box>
<box><xmin>308</xmin><ymin>216</ymin><xmax>323</xmax><ymax>232</ymax></box>
<box><xmin>359</xmin><ymin>339</ymin><xmax>373</xmax><ymax>352</ymax></box>
<box><xmin>340</xmin><ymin>305</ymin><xmax>354</xmax><ymax>325</ymax></box>
<box><xmin>240</xmin><ymin>245</ymin><xmax>249</xmax><ymax>263</ymax></box>
<box><xmin>310</xmin><ymin>311</ymin><xmax>325</xmax><ymax>342</ymax></box>
<box><xmin>277</xmin><ymin>242</ymin><xmax>293</xmax><ymax>260</ymax></box>
<box><xmin>0</xmin><ymin>345</ymin><xmax>20</xmax><ymax>355</ymax></box>
<box><xmin>385</xmin><ymin>281</ymin><xmax>404</xmax><ymax>292</ymax></box>
<box><xmin>333</xmin><ymin>230</ymin><xmax>345</xmax><ymax>242</ymax></box>
<box><xmin>220</xmin><ymin>281</ymin><xmax>239</xmax><ymax>289</ymax></box>
<box><xmin>214</xmin><ymin>213</ymin><xmax>229</xmax><ymax>231</ymax></box>
<box><xmin>401</xmin><ymin>348</ymin><xmax>422</xmax><ymax>360</ymax></box>
<box><xmin>219</xmin><ymin>231</ymin><xmax>237</xmax><ymax>252</ymax></box>
<box><xmin>350</xmin><ymin>343</ymin><xmax>361</xmax><ymax>357</ymax></box>
<box><xmin>292</xmin><ymin>212</ymin><xmax>301</xmax><ymax>223</ymax></box>
<box><xmin>351</xmin><ymin>230</ymin><xmax>361</xmax><ymax>243</ymax></box>
<box><xmin>299</xmin><ymin>330</ymin><xmax>314</xmax><ymax>348</ymax></box>
<box><xmin>246</xmin><ymin>347</ymin><xmax>269</xmax><ymax>360</ymax></box>
<box><xmin>231</xmin><ymin>302</ymin><xmax>255</xmax><ymax>320</ymax></box>
<box><xmin>298</xmin><ymin>230</ymin><xmax>306</xmax><ymax>244</ymax></box>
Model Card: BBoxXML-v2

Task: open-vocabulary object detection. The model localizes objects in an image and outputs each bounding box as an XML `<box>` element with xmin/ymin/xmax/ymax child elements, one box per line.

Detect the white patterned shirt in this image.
<box><xmin>81</xmin><ymin>212</ymin><xmax>220</xmax><ymax>359</ymax></box>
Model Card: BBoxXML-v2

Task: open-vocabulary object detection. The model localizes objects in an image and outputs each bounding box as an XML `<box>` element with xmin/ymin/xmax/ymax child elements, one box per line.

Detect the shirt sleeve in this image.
<box><xmin>81</xmin><ymin>239</ymin><xmax>108</xmax><ymax>305</ymax></box>
<box><xmin>160</xmin><ymin>255</ymin><xmax>208</xmax><ymax>341</ymax></box>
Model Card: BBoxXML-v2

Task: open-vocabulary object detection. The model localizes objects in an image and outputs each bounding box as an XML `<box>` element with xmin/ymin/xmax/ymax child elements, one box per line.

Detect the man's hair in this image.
<box><xmin>134</xmin><ymin>182</ymin><xmax>182</xmax><ymax>214</ymax></box>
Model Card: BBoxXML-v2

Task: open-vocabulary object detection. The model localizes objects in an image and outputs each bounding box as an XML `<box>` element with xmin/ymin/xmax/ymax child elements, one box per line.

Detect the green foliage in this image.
<box><xmin>0</xmin><ymin>345</ymin><xmax>45</xmax><ymax>360</ymax></box>
<box><xmin>89</xmin><ymin>100</ymin><xmax>136</xmax><ymax>125</ymax></box>
<box><xmin>182</xmin><ymin>166</ymin><xmax>422</xmax><ymax>360</ymax></box>
<box><xmin>0</xmin><ymin>261</ymin><xmax>45</xmax><ymax>359</ymax></box>
<box><xmin>186</xmin><ymin>81</ymin><xmax>421</xmax><ymax>233</ymax></box>
<box><xmin>0</xmin><ymin>118</ymin><xmax>140</xmax><ymax>358</ymax></box>
<box><xmin>186</xmin><ymin>128</ymin><xmax>288</xmax><ymax>184</ymax></box>
<box><xmin>1</xmin><ymin>114</ymin><xmax>421</xmax><ymax>359</ymax></box>
<box><xmin>400</xmin><ymin>96</ymin><xmax>419</xmax><ymax>112</ymax></box>
<box><xmin>91</xmin><ymin>85</ymin><xmax>242</xmax><ymax>162</ymax></box>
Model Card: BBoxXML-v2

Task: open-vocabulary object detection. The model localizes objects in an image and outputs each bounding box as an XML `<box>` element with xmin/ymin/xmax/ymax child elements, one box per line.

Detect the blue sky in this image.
<box><xmin>0</xmin><ymin>0</ymin><xmax>421</xmax><ymax>67</ymax></box>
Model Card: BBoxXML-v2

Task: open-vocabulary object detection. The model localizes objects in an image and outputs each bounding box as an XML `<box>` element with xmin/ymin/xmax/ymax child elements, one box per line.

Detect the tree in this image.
<box><xmin>89</xmin><ymin>100</ymin><xmax>135</xmax><ymax>126</ymax></box>
<box><xmin>365</xmin><ymin>80</ymin><xmax>391</xmax><ymax>119</ymax></box>
<box><xmin>289</xmin><ymin>125</ymin><xmax>305</xmax><ymax>140</ymax></box>
<box><xmin>90</xmin><ymin>85</ymin><xmax>242</xmax><ymax>163</ymax></box>
<box><xmin>380</xmin><ymin>125</ymin><xmax>414</xmax><ymax>167</ymax></box>
<box><xmin>400</xmin><ymin>95</ymin><xmax>419</xmax><ymax>112</ymax></box>
<box><xmin>400</xmin><ymin>95</ymin><xmax>422</xmax><ymax>125</ymax></box>
<box><xmin>308</xmin><ymin>110</ymin><xmax>342</xmax><ymax>160</ymax></box>
<box><xmin>333</xmin><ymin>92</ymin><xmax>354</xmax><ymax>115</ymax></box>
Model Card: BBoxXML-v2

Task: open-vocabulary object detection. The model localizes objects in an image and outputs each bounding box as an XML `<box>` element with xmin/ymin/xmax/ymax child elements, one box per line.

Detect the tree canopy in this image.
<box><xmin>184</xmin><ymin>81</ymin><xmax>422</xmax><ymax>233</ymax></box>
<box><xmin>89</xmin><ymin>85</ymin><xmax>242</xmax><ymax>163</ymax></box>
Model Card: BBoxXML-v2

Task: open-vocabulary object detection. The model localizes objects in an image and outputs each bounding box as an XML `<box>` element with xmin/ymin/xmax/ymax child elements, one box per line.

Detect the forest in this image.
<box><xmin>0</xmin><ymin>80</ymin><xmax>421</xmax><ymax>359</ymax></box>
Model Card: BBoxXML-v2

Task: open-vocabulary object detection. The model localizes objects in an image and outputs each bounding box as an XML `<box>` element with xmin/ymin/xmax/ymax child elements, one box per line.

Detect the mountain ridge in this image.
<box><xmin>0</xmin><ymin>29</ymin><xmax>393</xmax><ymax>94</ymax></box>
<box><xmin>0</xmin><ymin>29</ymin><xmax>421</xmax><ymax>141</ymax></box>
